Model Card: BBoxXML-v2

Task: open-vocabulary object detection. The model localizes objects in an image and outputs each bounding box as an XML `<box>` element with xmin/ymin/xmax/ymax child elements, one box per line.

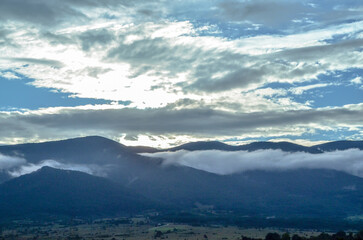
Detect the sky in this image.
<box><xmin>0</xmin><ymin>0</ymin><xmax>362</xmax><ymax>148</ymax></box>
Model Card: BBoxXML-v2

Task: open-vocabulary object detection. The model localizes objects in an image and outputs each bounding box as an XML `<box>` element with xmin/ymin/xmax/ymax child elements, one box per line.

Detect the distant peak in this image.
<box><xmin>65</xmin><ymin>135</ymin><xmax>112</xmax><ymax>141</ymax></box>
<box><xmin>47</xmin><ymin>135</ymin><xmax>126</xmax><ymax>147</ymax></box>
<box><xmin>34</xmin><ymin>166</ymin><xmax>86</xmax><ymax>177</ymax></box>
<box><xmin>36</xmin><ymin>166</ymin><xmax>62</xmax><ymax>173</ymax></box>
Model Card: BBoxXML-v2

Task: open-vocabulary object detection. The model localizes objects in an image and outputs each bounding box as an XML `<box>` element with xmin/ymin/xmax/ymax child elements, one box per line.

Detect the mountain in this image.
<box><xmin>0</xmin><ymin>136</ymin><xmax>362</xmax><ymax>222</ymax></box>
<box><xmin>0</xmin><ymin>136</ymin><xmax>145</xmax><ymax>165</ymax></box>
<box><xmin>0</xmin><ymin>166</ymin><xmax>156</xmax><ymax>218</ymax></box>
<box><xmin>167</xmin><ymin>141</ymin><xmax>235</xmax><ymax>151</ymax></box>
<box><xmin>312</xmin><ymin>140</ymin><xmax>363</xmax><ymax>151</ymax></box>
<box><xmin>127</xmin><ymin>166</ymin><xmax>363</xmax><ymax>217</ymax></box>
<box><xmin>0</xmin><ymin>136</ymin><xmax>162</xmax><ymax>184</ymax></box>
<box><xmin>129</xmin><ymin>140</ymin><xmax>363</xmax><ymax>153</ymax></box>
<box><xmin>238</xmin><ymin>141</ymin><xmax>320</xmax><ymax>153</ymax></box>
<box><xmin>127</xmin><ymin>145</ymin><xmax>159</xmax><ymax>153</ymax></box>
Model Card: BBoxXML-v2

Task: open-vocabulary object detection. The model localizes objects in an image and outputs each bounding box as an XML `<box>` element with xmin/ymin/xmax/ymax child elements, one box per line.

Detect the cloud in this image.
<box><xmin>271</xmin><ymin>38</ymin><xmax>363</xmax><ymax>62</ymax></box>
<box><xmin>1</xmin><ymin>15</ymin><xmax>362</xmax><ymax>110</ymax></box>
<box><xmin>0</xmin><ymin>103</ymin><xmax>362</xmax><ymax>146</ymax></box>
<box><xmin>0</xmin><ymin>0</ymin><xmax>84</xmax><ymax>26</ymax></box>
<box><xmin>0</xmin><ymin>0</ymin><xmax>136</xmax><ymax>26</ymax></box>
<box><xmin>0</xmin><ymin>71</ymin><xmax>20</xmax><ymax>79</ymax></box>
<box><xmin>0</xmin><ymin>153</ymin><xmax>26</xmax><ymax>170</ymax></box>
<box><xmin>289</xmin><ymin>83</ymin><xmax>330</xmax><ymax>95</ymax></box>
<box><xmin>78</xmin><ymin>29</ymin><xmax>115</xmax><ymax>51</ymax></box>
<box><xmin>218</xmin><ymin>0</ymin><xmax>308</xmax><ymax>27</ymax></box>
<box><xmin>142</xmin><ymin>149</ymin><xmax>363</xmax><ymax>177</ymax></box>
<box><xmin>217</xmin><ymin>0</ymin><xmax>363</xmax><ymax>28</ymax></box>
<box><xmin>7</xmin><ymin>159</ymin><xmax>110</xmax><ymax>177</ymax></box>
<box><xmin>351</xmin><ymin>77</ymin><xmax>362</xmax><ymax>85</ymax></box>
<box><xmin>6</xmin><ymin>58</ymin><xmax>65</xmax><ymax>68</ymax></box>
<box><xmin>1</xmin><ymin>152</ymin><xmax>110</xmax><ymax>178</ymax></box>
<box><xmin>0</xmin><ymin>0</ymin><xmax>362</xmax><ymax>146</ymax></box>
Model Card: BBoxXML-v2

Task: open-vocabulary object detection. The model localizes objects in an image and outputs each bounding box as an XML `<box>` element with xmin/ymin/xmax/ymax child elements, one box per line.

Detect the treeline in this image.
<box><xmin>242</xmin><ymin>231</ymin><xmax>363</xmax><ymax>240</ymax></box>
<box><xmin>151</xmin><ymin>211</ymin><xmax>363</xmax><ymax>230</ymax></box>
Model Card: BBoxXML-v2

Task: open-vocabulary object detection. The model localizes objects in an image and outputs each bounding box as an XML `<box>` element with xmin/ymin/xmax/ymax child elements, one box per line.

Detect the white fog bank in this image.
<box><xmin>0</xmin><ymin>154</ymin><xmax>26</xmax><ymax>170</ymax></box>
<box><xmin>7</xmin><ymin>159</ymin><xmax>110</xmax><ymax>178</ymax></box>
<box><xmin>141</xmin><ymin>149</ymin><xmax>363</xmax><ymax>177</ymax></box>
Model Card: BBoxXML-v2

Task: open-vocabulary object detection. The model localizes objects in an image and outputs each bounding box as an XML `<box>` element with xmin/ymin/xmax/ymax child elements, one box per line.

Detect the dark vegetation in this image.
<box><xmin>150</xmin><ymin>211</ymin><xmax>363</xmax><ymax>230</ymax></box>
<box><xmin>242</xmin><ymin>230</ymin><xmax>363</xmax><ymax>240</ymax></box>
<box><xmin>0</xmin><ymin>167</ymin><xmax>158</xmax><ymax>218</ymax></box>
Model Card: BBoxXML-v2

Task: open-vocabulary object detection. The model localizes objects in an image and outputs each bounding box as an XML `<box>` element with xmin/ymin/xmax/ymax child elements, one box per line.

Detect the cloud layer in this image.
<box><xmin>7</xmin><ymin>159</ymin><xmax>109</xmax><ymax>178</ymax></box>
<box><xmin>0</xmin><ymin>102</ymin><xmax>362</xmax><ymax>147</ymax></box>
<box><xmin>0</xmin><ymin>0</ymin><xmax>362</xmax><ymax>146</ymax></box>
<box><xmin>0</xmin><ymin>153</ymin><xmax>108</xmax><ymax>178</ymax></box>
<box><xmin>0</xmin><ymin>153</ymin><xmax>26</xmax><ymax>170</ymax></box>
<box><xmin>142</xmin><ymin>149</ymin><xmax>363</xmax><ymax>177</ymax></box>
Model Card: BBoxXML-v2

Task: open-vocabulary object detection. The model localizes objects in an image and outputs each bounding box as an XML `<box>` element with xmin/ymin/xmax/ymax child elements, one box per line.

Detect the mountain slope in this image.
<box><xmin>130</xmin><ymin>140</ymin><xmax>363</xmax><ymax>153</ymax></box>
<box><xmin>168</xmin><ymin>141</ymin><xmax>235</xmax><ymax>151</ymax></box>
<box><xmin>0</xmin><ymin>136</ymin><xmax>142</xmax><ymax>164</ymax></box>
<box><xmin>0</xmin><ymin>166</ymin><xmax>156</xmax><ymax>218</ymax></box>
<box><xmin>0</xmin><ymin>136</ymin><xmax>162</xmax><ymax>184</ymax></box>
<box><xmin>312</xmin><ymin>140</ymin><xmax>363</xmax><ymax>151</ymax></box>
<box><xmin>0</xmin><ymin>136</ymin><xmax>362</xmax><ymax>220</ymax></box>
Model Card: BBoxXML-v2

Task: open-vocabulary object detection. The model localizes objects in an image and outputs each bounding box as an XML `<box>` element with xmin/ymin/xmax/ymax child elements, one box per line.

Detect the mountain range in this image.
<box><xmin>0</xmin><ymin>136</ymin><xmax>362</xmax><ymax>226</ymax></box>
<box><xmin>128</xmin><ymin>139</ymin><xmax>363</xmax><ymax>153</ymax></box>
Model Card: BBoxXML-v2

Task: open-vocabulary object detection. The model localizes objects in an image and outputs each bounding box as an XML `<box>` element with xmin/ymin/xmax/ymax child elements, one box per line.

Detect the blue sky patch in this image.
<box><xmin>0</xmin><ymin>72</ymin><xmax>111</xmax><ymax>110</ymax></box>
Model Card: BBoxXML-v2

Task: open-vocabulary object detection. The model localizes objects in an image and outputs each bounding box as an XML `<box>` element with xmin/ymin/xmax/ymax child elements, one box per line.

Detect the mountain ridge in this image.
<box><xmin>2</xmin><ymin>136</ymin><xmax>363</xmax><ymax>154</ymax></box>
<box><xmin>0</xmin><ymin>166</ymin><xmax>157</xmax><ymax>218</ymax></box>
<box><xmin>126</xmin><ymin>139</ymin><xmax>363</xmax><ymax>153</ymax></box>
<box><xmin>0</xmin><ymin>136</ymin><xmax>362</xmax><ymax>224</ymax></box>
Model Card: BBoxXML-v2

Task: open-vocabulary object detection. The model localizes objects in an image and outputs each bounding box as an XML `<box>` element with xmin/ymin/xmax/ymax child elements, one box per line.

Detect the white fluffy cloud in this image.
<box><xmin>1</xmin><ymin>16</ymin><xmax>362</xmax><ymax>109</ymax></box>
<box><xmin>142</xmin><ymin>149</ymin><xmax>363</xmax><ymax>177</ymax></box>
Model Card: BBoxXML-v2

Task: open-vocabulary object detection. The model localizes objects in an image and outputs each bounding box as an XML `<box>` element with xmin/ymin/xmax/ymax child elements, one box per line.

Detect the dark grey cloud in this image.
<box><xmin>41</xmin><ymin>31</ymin><xmax>75</xmax><ymax>46</ymax></box>
<box><xmin>106</xmin><ymin>36</ymin><xmax>270</xmax><ymax>92</ymax></box>
<box><xmin>0</xmin><ymin>104</ymin><xmax>362</xmax><ymax>141</ymax></box>
<box><xmin>271</xmin><ymin>39</ymin><xmax>363</xmax><ymax>61</ymax></box>
<box><xmin>6</xmin><ymin>58</ymin><xmax>65</xmax><ymax>68</ymax></box>
<box><xmin>78</xmin><ymin>29</ymin><xmax>115</xmax><ymax>51</ymax></box>
<box><xmin>217</xmin><ymin>0</ymin><xmax>363</xmax><ymax>28</ymax></box>
<box><xmin>0</xmin><ymin>28</ymin><xmax>15</xmax><ymax>47</ymax></box>
<box><xmin>104</xmin><ymin>27</ymin><xmax>363</xmax><ymax>93</ymax></box>
<box><xmin>190</xmin><ymin>38</ymin><xmax>363</xmax><ymax>92</ymax></box>
<box><xmin>185</xmin><ymin>62</ymin><xmax>269</xmax><ymax>93</ymax></box>
<box><xmin>106</xmin><ymin>37</ymin><xmax>202</xmax><ymax>78</ymax></box>
<box><xmin>84</xmin><ymin>67</ymin><xmax>112</xmax><ymax>78</ymax></box>
<box><xmin>142</xmin><ymin>149</ymin><xmax>363</xmax><ymax>177</ymax></box>
<box><xmin>0</xmin><ymin>0</ymin><xmax>85</xmax><ymax>26</ymax></box>
<box><xmin>0</xmin><ymin>0</ymin><xmax>152</xmax><ymax>26</ymax></box>
<box><xmin>218</xmin><ymin>0</ymin><xmax>308</xmax><ymax>27</ymax></box>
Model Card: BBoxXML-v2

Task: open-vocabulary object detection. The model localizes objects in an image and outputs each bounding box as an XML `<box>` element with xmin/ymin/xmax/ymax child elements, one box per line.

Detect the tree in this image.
<box><xmin>316</xmin><ymin>233</ymin><xmax>331</xmax><ymax>240</ymax></box>
<box><xmin>333</xmin><ymin>231</ymin><xmax>346</xmax><ymax>240</ymax></box>
<box><xmin>266</xmin><ymin>233</ymin><xmax>281</xmax><ymax>240</ymax></box>
<box><xmin>292</xmin><ymin>234</ymin><xmax>304</xmax><ymax>240</ymax></box>
<box><xmin>282</xmin><ymin>233</ymin><xmax>291</xmax><ymax>240</ymax></box>
<box><xmin>354</xmin><ymin>231</ymin><xmax>363</xmax><ymax>240</ymax></box>
<box><xmin>154</xmin><ymin>230</ymin><xmax>163</xmax><ymax>239</ymax></box>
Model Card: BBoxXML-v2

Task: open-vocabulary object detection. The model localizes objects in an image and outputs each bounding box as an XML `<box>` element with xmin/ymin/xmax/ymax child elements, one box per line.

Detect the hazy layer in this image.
<box><xmin>142</xmin><ymin>149</ymin><xmax>363</xmax><ymax>177</ymax></box>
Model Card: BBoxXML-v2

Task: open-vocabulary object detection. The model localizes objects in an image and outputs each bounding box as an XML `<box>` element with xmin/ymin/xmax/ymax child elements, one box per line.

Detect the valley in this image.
<box><xmin>0</xmin><ymin>217</ymin><xmax>346</xmax><ymax>240</ymax></box>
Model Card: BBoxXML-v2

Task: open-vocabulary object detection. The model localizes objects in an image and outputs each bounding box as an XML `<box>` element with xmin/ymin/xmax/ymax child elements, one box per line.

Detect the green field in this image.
<box><xmin>0</xmin><ymin>217</ymin><xmax>350</xmax><ymax>240</ymax></box>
